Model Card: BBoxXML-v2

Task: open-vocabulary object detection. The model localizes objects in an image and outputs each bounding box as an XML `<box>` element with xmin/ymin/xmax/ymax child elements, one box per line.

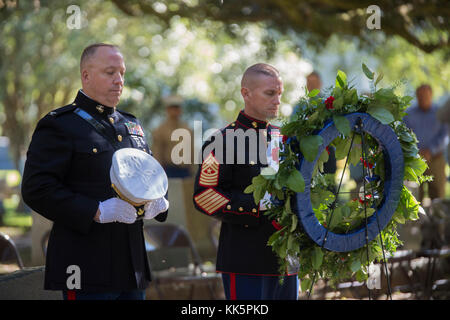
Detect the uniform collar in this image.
<box><xmin>236</xmin><ymin>110</ymin><xmax>269</xmax><ymax>129</ymax></box>
<box><xmin>73</xmin><ymin>89</ymin><xmax>116</xmax><ymax>116</ymax></box>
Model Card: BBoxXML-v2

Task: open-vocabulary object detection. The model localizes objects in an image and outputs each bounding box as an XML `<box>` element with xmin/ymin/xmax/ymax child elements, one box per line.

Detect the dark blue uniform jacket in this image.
<box><xmin>22</xmin><ymin>90</ymin><xmax>167</xmax><ymax>292</ymax></box>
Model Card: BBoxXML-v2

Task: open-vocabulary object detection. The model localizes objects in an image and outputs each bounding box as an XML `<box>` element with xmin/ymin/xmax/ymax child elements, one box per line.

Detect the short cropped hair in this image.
<box><xmin>307</xmin><ymin>71</ymin><xmax>321</xmax><ymax>80</ymax></box>
<box><xmin>241</xmin><ymin>63</ymin><xmax>280</xmax><ymax>87</ymax></box>
<box><xmin>80</xmin><ymin>43</ymin><xmax>120</xmax><ymax>72</ymax></box>
<box><xmin>416</xmin><ymin>84</ymin><xmax>432</xmax><ymax>94</ymax></box>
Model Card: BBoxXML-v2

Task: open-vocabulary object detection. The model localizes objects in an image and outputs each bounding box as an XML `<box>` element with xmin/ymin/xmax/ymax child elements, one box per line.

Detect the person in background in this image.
<box><xmin>306</xmin><ymin>71</ymin><xmax>322</xmax><ymax>93</ymax></box>
<box><xmin>437</xmin><ymin>97</ymin><xmax>450</xmax><ymax>168</ymax></box>
<box><xmin>292</xmin><ymin>71</ymin><xmax>336</xmax><ymax>175</ymax></box>
<box><xmin>291</xmin><ymin>71</ymin><xmax>323</xmax><ymax>119</ymax></box>
<box><xmin>151</xmin><ymin>95</ymin><xmax>194</xmax><ymax>178</ymax></box>
<box><xmin>404</xmin><ymin>84</ymin><xmax>448</xmax><ymax>201</ymax></box>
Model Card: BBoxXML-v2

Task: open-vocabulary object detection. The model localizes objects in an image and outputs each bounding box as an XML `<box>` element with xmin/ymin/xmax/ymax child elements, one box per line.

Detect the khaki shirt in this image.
<box><xmin>151</xmin><ymin>118</ymin><xmax>194</xmax><ymax>173</ymax></box>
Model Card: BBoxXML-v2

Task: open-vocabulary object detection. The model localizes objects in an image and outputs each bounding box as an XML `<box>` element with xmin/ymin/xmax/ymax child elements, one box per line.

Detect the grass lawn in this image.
<box><xmin>0</xmin><ymin>194</ymin><xmax>31</xmax><ymax>242</ymax></box>
<box><xmin>0</xmin><ymin>195</ymin><xmax>33</xmax><ymax>267</ymax></box>
<box><xmin>1</xmin><ymin>195</ymin><xmax>32</xmax><ymax>228</ymax></box>
<box><xmin>0</xmin><ymin>169</ymin><xmax>31</xmax><ymax>231</ymax></box>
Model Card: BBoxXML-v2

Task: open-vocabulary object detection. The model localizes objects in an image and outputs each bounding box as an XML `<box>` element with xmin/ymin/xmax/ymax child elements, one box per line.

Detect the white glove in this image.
<box><xmin>259</xmin><ymin>192</ymin><xmax>272</xmax><ymax>211</ymax></box>
<box><xmin>98</xmin><ymin>198</ymin><xmax>137</xmax><ymax>224</ymax></box>
<box><xmin>144</xmin><ymin>197</ymin><xmax>169</xmax><ymax>220</ymax></box>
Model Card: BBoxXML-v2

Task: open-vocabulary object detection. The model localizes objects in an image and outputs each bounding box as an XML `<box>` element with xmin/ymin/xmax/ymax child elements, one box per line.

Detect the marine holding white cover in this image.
<box><xmin>110</xmin><ymin>148</ymin><xmax>169</xmax><ymax>218</ymax></box>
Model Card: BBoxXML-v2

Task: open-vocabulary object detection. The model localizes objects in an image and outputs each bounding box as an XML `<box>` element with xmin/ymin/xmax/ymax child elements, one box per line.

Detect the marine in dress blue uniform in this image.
<box><xmin>193</xmin><ymin>64</ymin><xmax>298</xmax><ymax>300</ymax></box>
<box><xmin>21</xmin><ymin>44</ymin><xmax>167</xmax><ymax>300</ymax></box>
<box><xmin>22</xmin><ymin>90</ymin><xmax>167</xmax><ymax>298</ymax></box>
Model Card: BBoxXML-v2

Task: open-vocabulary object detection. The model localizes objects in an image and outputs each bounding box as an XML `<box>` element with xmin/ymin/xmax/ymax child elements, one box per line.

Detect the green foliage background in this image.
<box><xmin>0</xmin><ymin>1</ymin><xmax>449</xmax><ymax>172</ymax></box>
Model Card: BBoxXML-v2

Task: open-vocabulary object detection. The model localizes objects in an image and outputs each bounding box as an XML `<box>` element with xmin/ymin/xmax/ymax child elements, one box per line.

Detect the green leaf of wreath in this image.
<box><xmin>333</xmin><ymin>115</ymin><xmax>351</xmax><ymax>137</ymax></box>
<box><xmin>367</xmin><ymin>106</ymin><xmax>395</xmax><ymax>124</ymax></box>
<box><xmin>333</xmin><ymin>96</ymin><xmax>344</xmax><ymax>110</ymax></box>
<box><xmin>328</xmin><ymin>206</ymin><xmax>343</xmax><ymax>230</ymax></box>
<box><xmin>318</xmin><ymin>148</ymin><xmax>329</xmax><ymax>165</ymax></box>
<box><xmin>393</xmin><ymin>208</ymin><xmax>406</xmax><ymax>224</ymax></box>
<box><xmin>336</xmin><ymin>70</ymin><xmax>347</xmax><ymax>89</ymax></box>
<box><xmin>404</xmin><ymin>166</ymin><xmax>419</xmax><ymax>183</ymax></box>
<box><xmin>404</xmin><ymin>157</ymin><xmax>428</xmax><ymax>178</ymax></box>
<box><xmin>246</xmin><ymin>175</ymin><xmax>269</xmax><ymax>204</ymax></box>
<box><xmin>344</xmin><ymin>88</ymin><xmax>358</xmax><ymax>105</ymax></box>
<box><xmin>348</xmin><ymin>134</ymin><xmax>362</xmax><ymax>166</ymax></box>
<box><xmin>300</xmin><ymin>278</ymin><xmax>312</xmax><ymax>292</ymax></box>
<box><xmin>243</xmin><ymin>184</ymin><xmax>254</xmax><ymax>194</ymax></box>
<box><xmin>291</xmin><ymin>214</ymin><xmax>298</xmax><ymax>232</ymax></box>
<box><xmin>245</xmin><ymin>175</ymin><xmax>265</xmax><ymax>194</ymax></box>
<box><xmin>312</xmin><ymin>247</ymin><xmax>324</xmax><ymax>270</ymax></box>
<box><xmin>287</xmin><ymin>234</ymin><xmax>295</xmax><ymax>250</ymax></box>
<box><xmin>285</xmin><ymin>195</ymin><xmax>292</xmax><ymax>213</ymax></box>
<box><xmin>355</xmin><ymin>269</ymin><xmax>368</xmax><ymax>282</ymax></box>
<box><xmin>253</xmin><ymin>186</ymin><xmax>266</xmax><ymax>205</ymax></box>
<box><xmin>267</xmin><ymin>228</ymin><xmax>283</xmax><ymax>246</ymax></box>
<box><xmin>333</xmin><ymin>137</ymin><xmax>351</xmax><ymax>160</ymax></box>
<box><xmin>300</xmin><ymin>135</ymin><xmax>323</xmax><ymax>162</ymax></box>
<box><xmin>261</xmin><ymin>166</ymin><xmax>277</xmax><ymax>178</ymax></box>
<box><xmin>375</xmin><ymin>72</ymin><xmax>384</xmax><ymax>87</ymax></box>
<box><xmin>281</xmin><ymin>120</ymin><xmax>299</xmax><ymax>137</ymax></box>
<box><xmin>401</xmin><ymin>186</ymin><xmax>420</xmax><ymax>221</ymax></box>
<box><xmin>362</xmin><ymin>63</ymin><xmax>374</xmax><ymax>80</ymax></box>
<box><xmin>350</xmin><ymin>259</ymin><xmax>362</xmax><ymax>273</ymax></box>
<box><xmin>286</xmin><ymin>170</ymin><xmax>305</xmax><ymax>193</ymax></box>
<box><xmin>308</xmin><ymin>89</ymin><xmax>320</xmax><ymax>97</ymax></box>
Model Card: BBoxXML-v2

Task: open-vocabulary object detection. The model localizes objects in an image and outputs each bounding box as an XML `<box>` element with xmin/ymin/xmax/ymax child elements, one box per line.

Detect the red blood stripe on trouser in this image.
<box><xmin>230</xmin><ymin>273</ymin><xmax>236</xmax><ymax>300</ymax></box>
<box><xmin>67</xmin><ymin>290</ymin><xmax>76</xmax><ymax>300</ymax></box>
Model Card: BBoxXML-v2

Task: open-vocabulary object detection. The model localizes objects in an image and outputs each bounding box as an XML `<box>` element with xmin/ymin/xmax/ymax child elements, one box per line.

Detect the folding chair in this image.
<box><xmin>41</xmin><ymin>230</ymin><xmax>50</xmax><ymax>257</ymax></box>
<box><xmin>0</xmin><ymin>232</ymin><xmax>24</xmax><ymax>271</ymax></box>
<box><xmin>209</xmin><ymin>220</ymin><xmax>221</xmax><ymax>250</ymax></box>
<box><xmin>143</xmin><ymin>223</ymin><xmax>219</xmax><ymax>299</ymax></box>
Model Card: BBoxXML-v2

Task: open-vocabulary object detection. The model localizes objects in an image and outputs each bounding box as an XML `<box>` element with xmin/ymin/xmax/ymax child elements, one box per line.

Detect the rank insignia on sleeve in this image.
<box><xmin>125</xmin><ymin>122</ymin><xmax>145</xmax><ymax>137</ymax></box>
<box><xmin>194</xmin><ymin>188</ymin><xmax>229</xmax><ymax>215</ymax></box>
<box><xmin>199</xmin><ymin>153</ymin><xmax>219</xmax><ymax>187</ymax></box>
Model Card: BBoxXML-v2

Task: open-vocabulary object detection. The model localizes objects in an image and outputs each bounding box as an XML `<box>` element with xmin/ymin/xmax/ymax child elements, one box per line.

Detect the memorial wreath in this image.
<box><xmin>245</xmin><ymin>64</ymin><xmax>431</xmax><ymax>292</ymax></box>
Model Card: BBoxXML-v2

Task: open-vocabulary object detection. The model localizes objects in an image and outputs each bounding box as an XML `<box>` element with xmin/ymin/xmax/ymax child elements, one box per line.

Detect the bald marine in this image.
<box><xmin>241</xmin><ymin>63</ymin><xmax>281</xmax><ymax>89</ymax></box>
<box><xmin>240</xmin><ymin>63</ymin><xmax>283</xmax><ymax>120</ymax></box>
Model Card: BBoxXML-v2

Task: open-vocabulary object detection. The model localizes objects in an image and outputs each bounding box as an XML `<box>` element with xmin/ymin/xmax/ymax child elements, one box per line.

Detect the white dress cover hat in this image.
<box><xmin>110</xmin><ymin>148</ymin><xmax>168</xmax><ymax>206</ymax></box>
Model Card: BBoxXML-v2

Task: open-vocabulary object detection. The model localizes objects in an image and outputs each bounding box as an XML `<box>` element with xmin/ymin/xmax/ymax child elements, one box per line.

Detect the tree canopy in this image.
<box><xmin>110</xmin><ymin>0</ymin><xmax>449</xmax><ymax>54</ymax></box>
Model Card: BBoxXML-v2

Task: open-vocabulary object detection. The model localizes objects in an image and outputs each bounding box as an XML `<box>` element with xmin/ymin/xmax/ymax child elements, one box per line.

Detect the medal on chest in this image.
<box><xmin>125</xmin><ymin>122</ymin><xmax>145</xmax><ymax>137</ymax></box>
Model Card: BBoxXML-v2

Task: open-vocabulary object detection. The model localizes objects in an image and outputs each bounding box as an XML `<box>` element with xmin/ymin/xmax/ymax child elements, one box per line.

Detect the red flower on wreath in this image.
<box><xmin>360</xmin><ymin>157</ymin><xmax>374</xmax><ymax>169</ymax></box>
<box><xmin>325</xmin><ymin>96</ymin><xmax>335</xmax><ymax>110</ymax></box>
<box><xmin>359</xmin><ymin>194</ymin><xmax>372</xmax><ymax>204</ymax></box>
